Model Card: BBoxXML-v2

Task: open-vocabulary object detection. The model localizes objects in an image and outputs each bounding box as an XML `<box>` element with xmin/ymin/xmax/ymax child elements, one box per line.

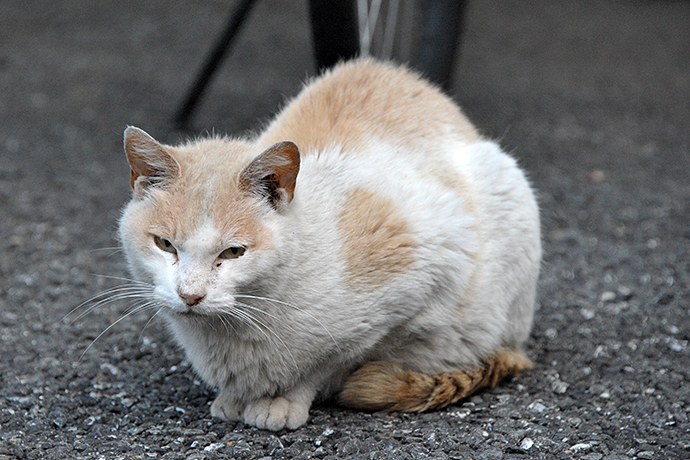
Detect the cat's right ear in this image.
<box><xmin>123</xmin><ymin>126</ymin><xmax>181</xmax><ymax>197</ymax></box>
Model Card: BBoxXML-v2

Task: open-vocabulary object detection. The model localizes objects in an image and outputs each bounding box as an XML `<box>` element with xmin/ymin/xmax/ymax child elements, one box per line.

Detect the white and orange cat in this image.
<box><xmin>118</xmin><ymin>58</ymin><xmax>541</xmax><ymax>431</ymax></box>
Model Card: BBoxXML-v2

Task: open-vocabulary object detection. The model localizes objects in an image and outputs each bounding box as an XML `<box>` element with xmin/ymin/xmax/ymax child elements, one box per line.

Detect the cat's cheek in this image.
<box><xmin>215</xmin><ymin>254</ymin><xmax>258</xmax><ymax>286</ymax></box>
<box><xmin>144</xmin><ymin>258</ymin><xmax>186</xmax><ymax>311</ymax></box>
<box><xmin>153</xmin><ymin>284</ymin><xmax>187</xmax><ymax>313</ymax></box>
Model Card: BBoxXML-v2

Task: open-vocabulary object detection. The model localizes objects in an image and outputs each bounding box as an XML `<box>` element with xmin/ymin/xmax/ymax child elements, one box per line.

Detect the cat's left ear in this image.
<box><xmin>240</xmin><ymin>141</ymin><xmax>300</xmax><ymax>212</ymax></box>
<box><xmin>123</xmin><ymin>126</ymin><xmax>181</xmax><ymax>197</ymax></box>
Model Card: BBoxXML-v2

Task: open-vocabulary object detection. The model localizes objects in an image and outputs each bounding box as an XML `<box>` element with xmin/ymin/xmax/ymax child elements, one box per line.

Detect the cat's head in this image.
<box><xmin>118</xmin><ymin>127</ymin><xmax>300</xmax><ymax>317</ymax></box>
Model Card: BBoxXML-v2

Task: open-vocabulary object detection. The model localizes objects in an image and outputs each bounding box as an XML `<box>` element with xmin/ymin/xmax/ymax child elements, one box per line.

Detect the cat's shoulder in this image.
<box><xmin>257</xmin><ymin>58</ymin><xmax>480</xmax><ymax>154</ymax></box>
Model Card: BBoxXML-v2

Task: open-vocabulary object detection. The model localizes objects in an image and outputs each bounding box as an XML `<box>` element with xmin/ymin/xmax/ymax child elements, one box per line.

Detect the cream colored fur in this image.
<box><xmin>118</xmin><ymin>58</ymin><xmax>541</xmax><ymax>431</ymax></box>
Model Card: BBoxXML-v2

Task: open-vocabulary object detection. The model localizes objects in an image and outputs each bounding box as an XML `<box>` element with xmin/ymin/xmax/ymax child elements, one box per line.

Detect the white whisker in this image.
<box><xmin>216</xmin><ymin>311</ymin><xmax>237</xmax><ymax>335</ymax></box>
<box><xmin>137</xmin><ymin>307</ymin><xmax>164</xmax><ymax>343</ymax></box>
<box><xmin>90</xmin><ymin>274</ymin><xmax>153</xmax><ymax>286</ymax></box>
<box><xmin>235</xmin><ymin>294</ymin><xmax>341</xmax><ymax>352</ymax></box>
<box><xmin>219</xmin><ymin>304</ymin><xmax>299</xmax><ymax>375</ymax></box>
<box><xmin>231</xmin><ymin>300</ymin><xmax>299</xmax><ymax>335</ymax></box>
<box><xmin>90</xmin><ymin>247</ymin><xmax>124</xmax><ymax>257</ymax></box>
<box><xmin>62</xmin><ymin>285</ymin><xmax>151</xmax><ymax>324</ymax></box>
<box><xmin>79</xmin><ymin>301</ymin><xmax>159</xmax><ymax>362</ymax></box>
<box><xmin>65</xmin><ymin>285</ymin><xmax>153</xmax><ymax>323</ymax></box>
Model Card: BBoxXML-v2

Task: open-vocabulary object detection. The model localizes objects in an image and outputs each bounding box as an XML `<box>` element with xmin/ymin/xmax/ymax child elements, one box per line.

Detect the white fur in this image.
<box><xmin>118</xmin><ymin>64</ymin><xmax>540</xmax><ymax>431</ymax></box>
<box><xmin>119</xmin><ymin>136</ymin><xmax>540</xmax><ymax>430</ymax></box>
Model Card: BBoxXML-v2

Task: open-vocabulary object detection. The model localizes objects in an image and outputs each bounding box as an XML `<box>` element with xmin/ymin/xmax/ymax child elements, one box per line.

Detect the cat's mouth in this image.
<box><xmin>171</xmin><ymin>308</ymin><xmax>204</xmax><ymax>318</ymax></box>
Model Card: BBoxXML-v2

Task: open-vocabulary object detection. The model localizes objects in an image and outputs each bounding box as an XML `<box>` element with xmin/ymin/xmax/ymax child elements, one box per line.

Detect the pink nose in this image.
<box><xmin>179</xmin><ymin>292</ymin><xmax>205</xmax><ymax>307</ymax></box>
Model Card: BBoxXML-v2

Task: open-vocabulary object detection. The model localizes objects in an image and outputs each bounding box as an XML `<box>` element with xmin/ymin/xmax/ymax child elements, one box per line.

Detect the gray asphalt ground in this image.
<box><xmin>1</xmin><ymin>1</ymin><xmax>688</xmax><ymax>459</ymax></box>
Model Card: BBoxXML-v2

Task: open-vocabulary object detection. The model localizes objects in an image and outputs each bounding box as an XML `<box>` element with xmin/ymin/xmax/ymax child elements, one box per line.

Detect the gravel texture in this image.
<box><xmin>1</xmin><ymin>1</ymin><xmax>688</xmax><ymax>459</ymax></box>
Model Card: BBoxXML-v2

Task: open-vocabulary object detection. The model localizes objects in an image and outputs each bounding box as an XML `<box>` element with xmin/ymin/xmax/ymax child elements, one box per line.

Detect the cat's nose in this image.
<box><xmin>179</xmin><ymin>292</ymin><xmax>205</xmax><ymax>307</ymax></box>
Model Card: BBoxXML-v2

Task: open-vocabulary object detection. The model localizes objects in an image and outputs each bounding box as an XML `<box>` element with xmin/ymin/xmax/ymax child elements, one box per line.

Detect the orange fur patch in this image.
<box><xmin>339</xmin><ymin>347</ymin><xmax>533</xmax><ymax>412</ymax></box>
<box><xmin>338</xmin><ymin>188</ymin><xmax>415</xmax><ymax>292</ymax></box>
<box><xmin>257</xmin><ymin>59</ymin><xmax>480</xmax><ymax>156</ymax></box>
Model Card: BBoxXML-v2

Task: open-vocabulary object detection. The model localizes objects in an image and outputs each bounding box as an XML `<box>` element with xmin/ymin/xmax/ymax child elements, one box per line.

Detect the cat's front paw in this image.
<box><xmin>210</xmin><ymin>392</ymin><xmax>243</xmax><ymax>421</ymax></box>
<box><xmin>243</xmin><ymin>396</ymin><xmax>309</xmax><ymax>431</ymax></box>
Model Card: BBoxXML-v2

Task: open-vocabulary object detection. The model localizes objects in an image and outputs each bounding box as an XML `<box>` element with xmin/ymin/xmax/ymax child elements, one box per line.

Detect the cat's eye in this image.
<box><xmin>218</xmin><ymin>246</ymin><xmax>246</xmax><ymax>260</ymax></box>
<box><xmin>153</xmin><ymin>236</ymin><xmax>177</xmax><ymax>254</ymax></box>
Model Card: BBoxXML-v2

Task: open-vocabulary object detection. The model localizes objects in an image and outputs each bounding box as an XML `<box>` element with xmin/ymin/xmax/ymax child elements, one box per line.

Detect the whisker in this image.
<box><xmin>235</xmin><ymin>294</ymin><xmax>341</xmax><ymax>352</ymax></box>
<box><xmin>90</xmin><ymin>274</ymin><xmax>153</xmax><ymax>286</ymax></box>
<box><xmin>90</xmin><ymin>247</ymin><xmax>124</xmax><ymax>257</ymax></box>
<box><xmin>221</xmin><ymin>305</ymin><xmax>299</xmax><ymax>374</ymax></box>
<box><xmin>232</xmin><ymin>301</ymin><xmax>297</xmax><ymax>332</ymax></box>
<box><xmin>219</xmin><ymin>307</ymin><xmax>282</xmax><ymax>359</ymax></box>
<box><xmin>65</xmin><ymin>285</ymin><xmax>153</xmax><ymax>322</ymax></box>
<box><xmin>79</xmin><ymin>301</ymin><xmax>159</xmax><ymax>362</ymax></box>
<box><xmin>62</xmin><ymin>284</ymin><xmax>146</xmax><ymax>320</ymax></box>
<box><xmin>137</xmin><ymin>307</ymin><xmax>164</xmax><ymax>343</ymax></box>
<box><xmin>90</xmin><ymin>247</ymin><xmax>122</xmax><ymax>251</ymax></box>
<box><xmin>216</xmin><ymin>310</ymin><xmax>238</xmax><ymax>335</ymax></box>
<box><xmin>221</xmin><ymin>306</ymin><xmax>267</xmax><ymax>338</ymax></box>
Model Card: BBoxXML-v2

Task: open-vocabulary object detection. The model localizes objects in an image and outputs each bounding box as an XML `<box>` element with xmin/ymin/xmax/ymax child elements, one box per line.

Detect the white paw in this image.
<box><xmin>210</xmin><ymin>393</ymin><xmax>243</xmax><ymax>421</ymax></box>
<box><xmin>243</xmin><ymin>396</ymin><xmax>309</xmax><ymax>431</ymax></box>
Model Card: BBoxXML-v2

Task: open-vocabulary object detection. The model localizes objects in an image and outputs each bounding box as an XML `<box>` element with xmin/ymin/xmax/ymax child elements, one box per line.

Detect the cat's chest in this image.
<box><xmin>168</xmin><ymin>317</ymin><xmax>298</xmax><ymax>397</ymax></box>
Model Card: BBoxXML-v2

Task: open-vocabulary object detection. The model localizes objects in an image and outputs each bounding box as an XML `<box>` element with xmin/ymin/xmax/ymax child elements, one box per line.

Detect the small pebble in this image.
<box><xmin>99</xmin><ymin>363</ymin><xmax>119</xmax><ymax>375</ymax></box>
<box><xmin>594</xmin><ymin>345</ymin><xmax>607</xmax><ymax>358</ymax></box>
<box><xmin>203</xmin><ymin>442</ymin><xmax>224</xmax><ymax>452</ymax></box>
<box><xmin>570</xmin><ymin>442</ymin><xmax>593</xmax><ymax>452</ymax></box>
<box><xmin>617</xmin><ymin>286</ymin><xmax>632</xmax><ymax>298</ymax></box>
<box><xmin>448</xmin><ymin>408</ymin><xmax>471</xmax><ymax>418</ymax></box>
<box><xmin>551</xmin><ymin>379</ymin><xmax>569</xmax><ymax>394</ymax></box>
<box><xmin>601</xmin><ymin>291</ymin><xmax>616</xmax><ymax>302</ymax></box>
<box><xmin>581</xmin><ymin>308</ymin><xmax>595</xmax><ymax>320</ymax></box>
<box><xmin>528</xmin><ymin>401</ymin><xmax>547</xmax><ymax>413</ymax></box>
<box><xmin>520</xmin><ymin>437</ymin><xmax>534</xmax><ymax>450</ymax></box>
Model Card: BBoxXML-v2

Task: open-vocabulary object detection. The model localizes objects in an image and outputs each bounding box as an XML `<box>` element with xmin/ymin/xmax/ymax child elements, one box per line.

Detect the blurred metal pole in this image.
<box><xmin>309</xmin><ymin>0</ymin><xmax>360</xmax><ymax>71</ymax></box>
<box><xmin>173</xmin><ymin>0</ymin><xmax>258</xmax><ymax>128</ymax></box>
<box><xmin>414</xmin><ymin>0</ymin><xmax>466</xmax><ymax>91</ymax></box>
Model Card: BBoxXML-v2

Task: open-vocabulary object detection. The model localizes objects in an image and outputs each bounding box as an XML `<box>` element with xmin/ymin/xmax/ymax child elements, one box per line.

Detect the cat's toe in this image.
<box><xmin>284</xmin><ymin>400</ymin><xmax>309</xmax><ymax>430</ymax></box>
<box><xmin>244</xmin><ymin>397</ymin><xmax>287</xmax><ymax>431</ymax></box>
<box><xmin>210</xmin><ymin>394</ymin><xmax>242</xmax><ymax>421</ymax></box>
<box><xmin>243</xmin><ymin>396</ymin><xmax>309</xmax><ymax>431</ymax></box>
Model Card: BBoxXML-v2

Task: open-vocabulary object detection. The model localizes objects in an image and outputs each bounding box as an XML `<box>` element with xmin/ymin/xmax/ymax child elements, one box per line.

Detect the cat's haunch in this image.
<box><xmin>117</xmin><ymin>58</ymin><xmax>541</xmax><ymax>431</ymax></box>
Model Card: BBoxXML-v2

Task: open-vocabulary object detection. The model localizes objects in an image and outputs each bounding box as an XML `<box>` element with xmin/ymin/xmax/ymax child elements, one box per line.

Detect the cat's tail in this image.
<box><xmin>339</xmin><ymin>347</ymin><xmax>532</xmax><ymax>412</ymax></box>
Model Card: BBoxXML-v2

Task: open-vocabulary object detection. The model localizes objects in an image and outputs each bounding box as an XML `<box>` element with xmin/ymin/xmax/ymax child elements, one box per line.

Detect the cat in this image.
<box><xmin>117</xmin><ymin>58</ymin><xmax>541</xmax><ymax>431</ymax></box>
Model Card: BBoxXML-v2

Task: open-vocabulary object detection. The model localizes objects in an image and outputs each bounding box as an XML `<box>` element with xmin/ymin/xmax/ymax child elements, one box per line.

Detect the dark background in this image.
<box><xmin>1</xmin><ymin>1</ymin><xmax>688</xmax><ymax>458</ymax></box>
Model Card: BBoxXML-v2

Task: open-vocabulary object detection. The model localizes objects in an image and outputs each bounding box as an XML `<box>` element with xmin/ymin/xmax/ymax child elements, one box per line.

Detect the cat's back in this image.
<box><xmin>257</xmin><ymin>58</ymin><xmax>479</xmax><ymax>154</ymax></box>
<box><xmin>253</xmin><ymin>59</ymin><xmax>539</xmax><ymax>324</ymax></box>
<box><xmin>256</xmin><ymin>59</ymin><xmax>528</xmax><ymax>298</ymax></box>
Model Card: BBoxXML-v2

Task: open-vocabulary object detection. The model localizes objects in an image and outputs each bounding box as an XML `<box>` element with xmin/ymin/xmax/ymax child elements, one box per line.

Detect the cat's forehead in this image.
<box><xmin>146</xmin><ymin>185</ymin><xmax>262</xmax><ymax>244</ymax></box>
<box><xmin>172</xmin><ymin>137</ymin><xmax>255</xmax><ymax>176</ymax></box>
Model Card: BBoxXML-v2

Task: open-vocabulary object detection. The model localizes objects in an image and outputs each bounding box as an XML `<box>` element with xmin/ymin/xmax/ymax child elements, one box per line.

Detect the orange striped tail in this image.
<box><xmin>339</xmin><ymin>347</ymin><xmax>533</xmax><ymax>412</ymax></box>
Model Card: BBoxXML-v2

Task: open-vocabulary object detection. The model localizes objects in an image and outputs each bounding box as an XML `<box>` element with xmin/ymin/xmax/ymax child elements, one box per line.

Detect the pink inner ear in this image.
<box><xmin>240</xmin><ymin>141</ymin><xmax>301</xmax><ymax>204</ymax></box>
<box><xmin>124</xmin><ymin>127</ymin><xmax>181</xmax><ymax>190</ymax></box>
<box><xmin>128</xmin><ymin>155</ymin><xmax>153</xmax><ymax>188</ymax></box>
<box><xmin>132</xmin><ymin>176</ymin><xmax>153</xmax><ymax>197</ymax></box>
